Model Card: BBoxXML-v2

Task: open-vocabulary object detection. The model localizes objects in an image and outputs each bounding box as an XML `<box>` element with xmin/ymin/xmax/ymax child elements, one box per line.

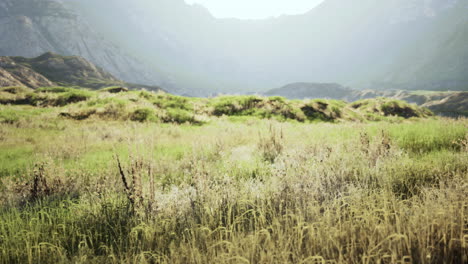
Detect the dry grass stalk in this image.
<box><xmin>258</xmin><ymin>124</ymin><xmax>284</xmax><ymax>163</ymax></box>
<box><xmin>30</xmin><ymin>163</ymin><xmax>50</xmax><ymax>200</ymax></box>
<box><xmin>115</xmin><ymin>154</ymin><xmax>157</xmax><ymax>214</ymax></box>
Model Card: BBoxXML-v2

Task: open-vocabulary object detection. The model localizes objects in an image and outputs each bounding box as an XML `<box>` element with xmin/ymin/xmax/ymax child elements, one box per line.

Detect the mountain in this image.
<box><xmin>64</xmin><ymin>0</ymin><xmax>468</xmax><ymax>94</ymax></box>
<box><xmin>0</xmin><ymin>0</ymin><xmax>168</xmax><ymax>89</ymax></box>
<box><xmin>375</xmin><ymin>0</ymin><xmax>468</xmax><ymax>90</ymax></box>
<box><xmin>1</xmin><ymin>0</ymin><xmax>467</xmax><ymax>95</ymax></box>
<box><xmin>0</xmin><ymin>52</ymin><xmax>163</xmax><ymax>90</ymax></box>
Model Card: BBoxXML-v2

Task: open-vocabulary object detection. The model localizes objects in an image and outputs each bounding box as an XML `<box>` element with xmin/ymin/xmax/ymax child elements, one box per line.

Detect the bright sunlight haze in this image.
<box><xmin>184</xmin><ymin>0</ymin><xmax>325</xmax><ymax>19</ymax></box>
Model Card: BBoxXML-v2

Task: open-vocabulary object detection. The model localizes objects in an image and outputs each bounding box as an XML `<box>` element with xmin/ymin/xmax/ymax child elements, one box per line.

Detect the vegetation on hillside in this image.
<box><xmin>0</xmin><ymin>86</ymin><xmax>434</xmax><ymax>125</ymax></box>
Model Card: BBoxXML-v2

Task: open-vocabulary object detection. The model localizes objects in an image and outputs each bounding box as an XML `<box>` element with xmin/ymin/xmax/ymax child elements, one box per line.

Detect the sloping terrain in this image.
<box><xmin>0</xmin><ymin>0</ymin><xmax>167</xmax><ymax>88</ymax></box>
<box><xmin>0</xmin><ymin>59</ymin><xmax>54</xmax><ymax>88</ymax></box>
<box><xmin>0</xmin><ymin>87</ymin><xmax>433</xmax><ymax>125</ymax></box>
<box><xmin>0</xmin><ymin>53</ymin><xmax>122</xmax><ymax>88</ymax></box>
<box><xmin>59</xmin><ymin>0</ymin><xmax>468</xmax><ymax>94</ymax></box>
<box><xmin>0</xmin><ymin>53</ymin><xmax>165</xmax><ymax>90</ymax></box>
<box><xmin>421</xmin><ymin>92</ymin><xmax>468</xmax><ymax>116</ymax></box>
<box><xmin>2</xmin><ymin>0</ymin><xmax>467</xmax><ymax>95</ymax></box>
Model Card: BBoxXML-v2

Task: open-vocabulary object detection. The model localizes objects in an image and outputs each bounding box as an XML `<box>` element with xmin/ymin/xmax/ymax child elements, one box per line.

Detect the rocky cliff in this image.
<box><xmin>1</xmin><ymin>0</ymin><xmax>467</xmax><ymax>95</ymax></box>
<box><xmin>0</xmin><ymin>0</ymin><xmax>166</xmax><ymax>88</ymax></box>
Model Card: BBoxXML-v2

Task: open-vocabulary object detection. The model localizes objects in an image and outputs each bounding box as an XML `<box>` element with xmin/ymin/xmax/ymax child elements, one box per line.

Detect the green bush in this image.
<box><xmin>0</xmin><ymin>86</ymin><xmax>33</xmax><ymax>94</ymax></box>
<box><xmin>99</xmin><ymin>86</ymin><xmax>129</xmax><ymax>93</ymax></box>
<box><xmin>130</xmin><ymin>108</ymin><xmax>157</xmax><ymax>122</ymax></box>
<box><xmin>36</xmin><ymin>86</ymin><xmax>77</xmax><ymax>93</ymax></box>
<box><xmin>139</xmin><ymin>90</ymin><xmax>155</xmax><ymax>100</ymax></box>
<box><xmin>163</xmin><ymin>108</ymin><xmax>196</xmax><ymax>124</ymax></box>
<box><xmin>210</xmin><ymin>96</ymin><xmax>263</xmax><ymax>116</ymax></box>
<box><xmin>153</xmin><ymin>94</ymin><xmax>193</xmax><ymax>110</ymax></box>
<box><xmin>54</xmin><ymin>90</ymin><xmax>92</xmax><ymax>106</ymax></box>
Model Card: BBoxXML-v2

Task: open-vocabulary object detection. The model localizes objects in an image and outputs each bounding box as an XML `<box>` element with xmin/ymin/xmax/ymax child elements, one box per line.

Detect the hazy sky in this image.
<box><xmin>184</xmin><ymin>0</ymin><xmax>325</xmax><ymax>19</ymax></box>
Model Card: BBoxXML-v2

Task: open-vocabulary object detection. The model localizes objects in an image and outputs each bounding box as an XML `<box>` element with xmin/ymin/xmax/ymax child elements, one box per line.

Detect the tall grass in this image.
<box><xmin>0</xmin><ymin>117</ymin><xmax>466</xmax><ymax>263</ymax></box>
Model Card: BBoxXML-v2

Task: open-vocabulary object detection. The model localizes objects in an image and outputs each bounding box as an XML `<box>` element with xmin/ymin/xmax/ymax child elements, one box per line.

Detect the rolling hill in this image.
<box><xmin>265</xmin><ymin>82</ymin><xmax>468</xmax><ymax>116</ymax></box>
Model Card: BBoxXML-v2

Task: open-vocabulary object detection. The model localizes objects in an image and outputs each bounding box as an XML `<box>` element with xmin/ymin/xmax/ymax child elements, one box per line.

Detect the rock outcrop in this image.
<box><xmin>0</xmin><ymin>56</ymin><xmax>55</xmax><ymax>88</ymax></box>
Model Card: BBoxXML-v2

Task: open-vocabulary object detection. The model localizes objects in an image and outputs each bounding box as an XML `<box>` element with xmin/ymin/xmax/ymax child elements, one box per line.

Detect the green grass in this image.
<box><xmin>36</xmin><ymin>86</ymin><xmax>80</xmax><ymax>93</ymax></box>
<box><xmin>0</xmin><ymin>87</ymin><xmax>435</xmax><ymax>125</ymax></box>
<box><xmin>0</xmin><ymin>114</ymin><xmax>466</xmax><ymax>263</ymax></box>
<box><xmin>130</xmin><ymin>108</ymin><xmax>157</xmax><ymax>122</ymax></box>
<box><xmin>0</xmin><ymin>89</ymin><xmax>466</xmax><ymax>263</ymax></box>
<box><xmin>0</xmin><ymin>146</ymin><xmax>35</xmax><ymax>178</ymax></box>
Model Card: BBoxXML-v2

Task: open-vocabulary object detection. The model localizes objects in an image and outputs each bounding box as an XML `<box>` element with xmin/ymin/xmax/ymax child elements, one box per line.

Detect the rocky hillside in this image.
<box><xmin>1</xmin><ymin>0</ymin><xmax>467</xmax><ymax>95</ymax></box>
<box><xmin>60</xmin><ymin>0</ymin><xmax>468</xmax><ymax>94</ymax></box>
<box><xmin>419</xmin><ymin>92</ymin><xmax>468</xmax><ymax>116</ymax></box>
<box><xmin>0</xmin><ymin>58</ymin><xmax>54</xmax><ymax>88</ymax></box>
<box><xmin>0</xmin><ymin>0</ymin><xmax>167</xmax><ymax>88</ymax></box>
<box><xmin>0</xmin><ymin>53</ymin><xmax>122</xmax><ymax>88</ymax></box>
<box><xmin>0</xmin><ymin>53</ymin><xmax>164</xmax><ymax>90</ymax></box>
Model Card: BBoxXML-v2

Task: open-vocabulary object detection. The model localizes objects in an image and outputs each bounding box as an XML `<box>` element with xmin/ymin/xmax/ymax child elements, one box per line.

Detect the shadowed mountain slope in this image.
<box><xmin>0</xmin><ymin>53</ymin><xmax>164</xmax><ymax>90</ymax></box>
<box><xmin>0</xmin><ymin>0</ymin><xmax>168</xmax><ymax>89</ymax></box>
<box><xmin>1</xmin><ymin>0</ymin><xmax>467</xmax><ymax>95</ymax></box>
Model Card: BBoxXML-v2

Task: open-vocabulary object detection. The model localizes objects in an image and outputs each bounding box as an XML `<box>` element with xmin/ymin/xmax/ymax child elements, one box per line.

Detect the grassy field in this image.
<box><xmin>0</xmin><ymin>88</ymin><xmax>467</xmax><ymax>263</ymax></box>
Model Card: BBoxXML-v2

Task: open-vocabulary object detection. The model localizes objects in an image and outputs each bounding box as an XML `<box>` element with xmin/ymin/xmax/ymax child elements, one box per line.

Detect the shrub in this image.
<box><xmin>381</xmin><ymin>100</ymin><xmax>419</xmax><ymax>118</ymax></box>
<box><xmin>163</xmin><ymin>108</ymin><xmax>196</xmax><ymax>124</ymax></box>
<box><xmin>59</xmin><ymin>108</ymin><xmax>97</xmax><ymax>120</ymax></box>
<box><xmin>301</xmin><ymin>104</ymin><xmax>333</xmax><ymax>121</ymax></box>
<box><xmin>54</xmin><ymin>90</ymin><xmax>92</xmax><ymax>106</ymax></box>
<box><xmin>36</xmin><ymin>86</ymin><xmax>76</xmax><ymax>93</ymax></box>
<box><xmin>130</xmin><ymin>108</ymin><xmax>157</xmax><ymax>122</ymax></box>
<box><xmin>211</xmin><ymin>96</ymin><xmax>263</xmax><ymax>116</ymax></box>
<box><xmin>153</xmin><ymin>93</ymin><xmax>193</xmax><ymax>110</ymax></box>
<box><xmin>258</xmin><ymin>125</ymin><xmax>284</xmax><ymax>163</ymax></box>
<box><xmin>0</xmin><ymin>86</ymin><xmax>33</xmax><ymax>94</ymax></box>
<box><xmin>99</xmin><ymin>86</ymin><xmax>129</xmax><ymax>93</ymax></box>
<box><xmin>97</xmin><ymin>102</ymin><xmax>128</xmax><ymax>120</ymax></box>
<box><xmin>139</xmin><ymin>90</ymin><xmax>155</xmax><ymax>100</ymax></box>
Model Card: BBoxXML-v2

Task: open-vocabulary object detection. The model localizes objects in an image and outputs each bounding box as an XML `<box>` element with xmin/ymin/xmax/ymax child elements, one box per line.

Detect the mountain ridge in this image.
<box><xmin>0</xmin><ymin>52</ymin><xmax>164</xmax><ymax>91</ymax></box>
<box><xmin>0</xmin><ymin>0</ymin><xmax>168</xmax><ymax>89</ymax></box>
<box><xmin>1</xmin><ymin>0</ymin><xmax>467</xmax><ymax>95</ymax></box>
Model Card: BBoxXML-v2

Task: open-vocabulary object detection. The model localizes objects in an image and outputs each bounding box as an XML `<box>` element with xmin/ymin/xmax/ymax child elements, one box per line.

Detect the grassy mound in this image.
<box><xmin>351</xmin><ymin>98</ymin><xmax>433</xmax><ymax>120</ymax></box>
<box><xmin>0</xmin><ymin>86</ymin><xmax>34</xmax><ymax>94</ymax></box>
<box><xmin>0</xmin><ymin>86</ymin><xmax>434</xmax><ymax>124</ymax></box>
